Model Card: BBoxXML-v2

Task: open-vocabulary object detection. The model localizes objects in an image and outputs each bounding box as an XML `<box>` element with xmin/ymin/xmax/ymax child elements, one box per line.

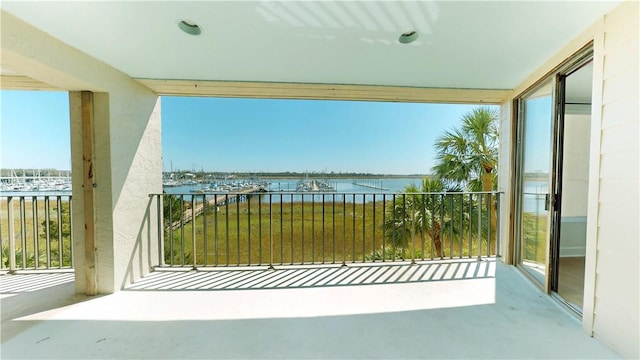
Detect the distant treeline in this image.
<box><xmin>165</xmin><ymin>171</ymin><xmax>429</xmax><ymax>179</ymax></box>
<box><xmin>1</xmin><ymin>168</ymin><xmax>429</xmax><ymax>179</ymax></box>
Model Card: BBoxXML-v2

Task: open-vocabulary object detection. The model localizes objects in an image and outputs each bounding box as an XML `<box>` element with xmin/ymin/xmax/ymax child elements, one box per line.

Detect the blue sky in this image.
<box><xmin>1</xmin><ymin>91</ymin><xmax>71</xmax><ymax>170</ymax></box>
<box><xmin>2</xmin><ymin>90</ymin><xmax>496</xmax><ymax>174</ymax></box>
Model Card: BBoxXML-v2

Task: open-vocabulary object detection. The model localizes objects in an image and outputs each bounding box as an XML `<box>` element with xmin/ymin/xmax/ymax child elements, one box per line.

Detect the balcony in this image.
<box><xmin>1</xmin><ymin>193</ymin><xmax>619</xmax><ymax>358</ymax></box>
<box><xmin>1</xmin><ymin>259</ymin><xmax>617</xmax><ymax>359</ymax></box>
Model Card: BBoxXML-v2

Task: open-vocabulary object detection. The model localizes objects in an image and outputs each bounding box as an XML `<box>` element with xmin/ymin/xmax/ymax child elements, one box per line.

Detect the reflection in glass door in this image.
<box><xmin>516</xmin><ymin>79</ymin><xmax>555</xmax><ymax>286</ymax></box>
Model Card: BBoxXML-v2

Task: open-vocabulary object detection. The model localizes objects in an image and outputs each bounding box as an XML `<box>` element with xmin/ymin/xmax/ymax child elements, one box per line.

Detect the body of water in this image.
<box><xmin>162</xmin><ymin>178</ymin><xmax>426</xmax><ymax>204</ymax></box>
<box><xmin>164</xmin><ymin>178</ymin><xmax>423</xmax><ymax>194</ymax></box>
<box><xmin>523</xmin><ymin>180</ymin><xmax>549</xmax><ymax>213</ymax></box>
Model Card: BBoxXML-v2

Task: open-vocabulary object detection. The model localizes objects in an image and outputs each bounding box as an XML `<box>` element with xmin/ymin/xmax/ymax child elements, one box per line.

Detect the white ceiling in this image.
<box><xmin>1</xmin><ymin>1</ymin><xmax>621</xmax><ymax>90</ymax></box>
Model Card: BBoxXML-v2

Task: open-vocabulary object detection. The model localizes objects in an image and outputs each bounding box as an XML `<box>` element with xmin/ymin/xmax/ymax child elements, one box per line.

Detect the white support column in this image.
<box><xmin>69</xmin><ymin>90</ymin><xmax>162</xmax><ymax>294</ymax></box>
<box><xmin>2</xmin><ymin>10</ymin><xmax>162</xmax><ymax>294</ymax></box>
<box><xmin>497</xmin><ymin>100</ymin><xmax>514</xmax><ymax>264</ymax></box>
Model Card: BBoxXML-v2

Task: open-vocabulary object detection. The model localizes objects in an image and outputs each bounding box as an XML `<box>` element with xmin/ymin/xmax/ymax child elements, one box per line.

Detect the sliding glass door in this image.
<box><xmin>515</xmin><ymin>79</ymin><xmax>555</xmax><ymax>286</ymax></box>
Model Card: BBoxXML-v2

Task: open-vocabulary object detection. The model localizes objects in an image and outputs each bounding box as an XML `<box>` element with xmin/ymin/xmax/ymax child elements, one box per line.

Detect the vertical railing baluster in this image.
<box><xmin>68</xmin><ymin>196</ymin><xmax>74</xmax><ymax>268</ymax></box>
<box><xmin>478</xmin><ymin>193</ymin><xmax>483</xmax><ymax>261</ymax></box>
<box><xmin>362</xmin><ymin>194</ymin><xmax>365</xmax><ymax>263</ymax></box>
<box><xmin>382</xmin><ymin>194</ymin><xmax>386</xmax><ymax>262</ymax></box>
<box><xmin>191</xmin><ymin>196</ymin><xmax>196</xmax><ymax>269</ymax></box>
<box><xmin>421</xmin><ymin>194</ymin><xmax>426</xmax><ymax>261</ymax></box>
<box><xmin>410</xmin><ymin>193</ymin><xmax>416</xmax><ymax>265</ymax></box>
<box><xmin>45</xmin><ymin>196</ymin><xmax>51</xmax><ymax>268</ymax></box>
<box><xmin>459</xmin><ymin>194</ymin><xmax>463</xmax><ymax>259</ymax></box>
<box><xmin>31</xmin><ymin>196</ymin><xmax>38</xmax><ymax>269</ymax></box>
<box><xmin>225</xmin><ymin>194</ymin><xmax>230</xmax><ymax>266</ymax></box>
<box><xmin>169</xmin><ymin>195</ymin><xmax>174</xmax><ymax>266</ymax></box>
<box><xmin>236</xmin><ymin>194</ymin><xmax>240</xmax><ymax>266</ymax></box>
<box><xmin>322</xmin><ymin>194</ymin><xmax>325</xmax><ymax>264</ymax></box>
<box><xmin>0</xmin><ymin>197</ymin><xmax>3</xmax><ymax>270</ymax></box>
<box><xmin>449</xmin><ymin>194</ymin><xmax>453</xmax><ymax>260</ymax></box>
<box><xmin>8</xmin><ymin>197</ymin><xmax>16</xmax><ymax>272</ymax></box>
<box><xmin>332</xmin><ymin>194</ymin><xmax>336</xmax><ymax>264</ymax></box>
<box><xmin>439</xmin><ymin>193</ymin><xmax>444</xmax><ymax>259</ymax></box>
<box><xmin>429</xmin><ymin>194</ymin><xmax>442</xmax><ymax>260</ymax></box>
<box><xmin>180</xmin><ymin>195</ymin><xmax>185</xmax><ymax>266</ymax></box>
<box><xmin>0</xmin><ymin>199</ymin><xmax>3</xmax><ymax>270</ymax></box>
<box><xmin>312</xmin><ymin>194</ymin><xmax>316</xmax><ymax>264</ymax></box>
<box><xmin>290</xmin><ymin>194</ymin><xmax>294</xmax><ymax>265</ymax></box>
<box><xmin>280</xmin><ymin>194</ymin><xmax>283</xmax><ymax>265</ymax></box>
<box><xmin>258</xmin><ymin>194</ymin><xmax>262</xmax><ymax>265</ymax></box>
<box><xmin>247</xmin><ymin>195</ymin><xmax>251</xmax><ymax>266</ymax></box>
<box><xmin>488</xmin><ymin>193</ymin><xmax>492</xmax><ymax>258</ymax></box>
<box><xmin>372</xmin><ymin>194</ymin><xmax>376</xmax><ymax>263</ymax></box>
<box><xmin>392</xmin><ymin>194</ymin><xmax>396</xmax><ymax>262</ymax></box>
<box><xmin>56</xmin><ymin>196</ymin><xmax>63</xmax><ymax>268</ymax></box>
<box><xmin>342</xmin><ymin>195</ymin><xmax>346</xmax><ymax>266</ymax></box>
<box><xmin>352</xmin><ymin>194</ymin><xmax>356</xmax><ymax>263</ymax></box>
<box><xmin>468</xmin><ymin>193</ymin><xmax>473</xmax><ymax>259</ymax></box>
<box><xmin>269</xmin><ymin>194</ymin><xmax>274</xmax><ymax>269</ymax></box>
<box><xmin>402</xmin><ymin>194</ymin><xmax>406</xmax><ymax>261</ymax></box>
<box><xmin>496</xmin><ymin>193</ymin><xmax>501</xmax><ymax>257</ymax></box>
<box><xmin>203</xmin><ymin>194</ymin><xmax>208</xmax><ymax>266</ymax></box>
<box><xmin>20</xmin><ymin>197</ymin><xmax>26</xmax><ymax>269</ymax></box>
<box><xmin>214</xmin><ymin>194</ymin><xmax>219</xmax><ymax>266</ymax></box>
<box><xmin>157</xmin><ymin>195</ymin><xmax>163</xmax><ymax>267</ymax></box>
<box><xmin>301</xmin><ymin>194</ymin><xmax>305</xmax><ymax>265</ymax></box>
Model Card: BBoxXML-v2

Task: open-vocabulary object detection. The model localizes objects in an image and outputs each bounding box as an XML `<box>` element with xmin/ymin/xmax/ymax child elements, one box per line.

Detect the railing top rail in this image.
<box><xmin>0</xmin><ymin>194</ymin><xmax>72</xmax><ymax>199</ymax></box>
<box><xmin>150</xmin><ymin>191</ymin><xmax>503</xmax><ymax>196</ymax></box>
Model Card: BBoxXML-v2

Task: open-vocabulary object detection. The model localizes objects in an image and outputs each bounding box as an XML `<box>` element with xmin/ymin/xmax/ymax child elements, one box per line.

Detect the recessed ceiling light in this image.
<box><xmin>178</xmin><ymin>20</ymin><xmax>201</xmax><ymax>36</ymax></box>
<box><xmin>399</xmin><ymin>30</ymin><xmax>418</xmax><ymax>44</ymax></box>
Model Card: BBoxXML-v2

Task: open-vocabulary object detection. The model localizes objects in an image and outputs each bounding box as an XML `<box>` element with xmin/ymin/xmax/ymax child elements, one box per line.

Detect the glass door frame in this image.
<box><xmin>512</xmin><ymin>44</ymin><xmax>594</xmax><ymax>293</ymax></box>
<box><xmin>549</xmin><ymin>56</ymin><xmax>594</xmax><ymax>315</ymax></box>
<box><xmin>513</xmin><ymin>77</ymin><xmax>557</xmax><ymax>292</ymax></box>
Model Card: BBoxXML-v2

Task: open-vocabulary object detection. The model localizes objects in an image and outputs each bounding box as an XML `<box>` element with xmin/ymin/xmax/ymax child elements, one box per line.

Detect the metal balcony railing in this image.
<box><xmin>152</xmin><ymin>191</ymin><xmax>500</xmax><ymax>268</ymax></box>
<box><xmin>0</xmin><ymin>195</ymin><xmax>74</xmax><ymax>271</ymax></box>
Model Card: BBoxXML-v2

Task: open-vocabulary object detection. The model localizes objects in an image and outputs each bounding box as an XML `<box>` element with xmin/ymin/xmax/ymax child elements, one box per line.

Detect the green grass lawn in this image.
<box><xmin>521</xmin><ymin>211</ymin><xmax>548</xmax><ymax>264</ymax></box>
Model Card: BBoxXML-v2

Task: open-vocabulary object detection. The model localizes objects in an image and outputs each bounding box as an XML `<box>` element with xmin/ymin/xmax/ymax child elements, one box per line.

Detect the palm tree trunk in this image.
<box><xmin>482</xmin><ymin>171</ymin><xmax>497</xmax><ymax>255</ymax></box>
<box><xmin>432</xmin><ymin>218</ymin><xmax>442</xmax><ymax>258</ymax></box>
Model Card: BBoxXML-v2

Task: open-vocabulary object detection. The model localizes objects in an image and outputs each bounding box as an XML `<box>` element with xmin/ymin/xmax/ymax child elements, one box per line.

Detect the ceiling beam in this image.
<box><xmin>136</xmin><ymin>79</ymin><xmax>511</xmax><ymax>104</ymax></box>
<box><xmin>1</xmin><ymin>10</ymin><xmax>153</xmax><ymax>94</ymax></box>
<box><xmin>1</xmin><ymin>75</ymin><xmax>61</xmax><ymax>91</ymax></box>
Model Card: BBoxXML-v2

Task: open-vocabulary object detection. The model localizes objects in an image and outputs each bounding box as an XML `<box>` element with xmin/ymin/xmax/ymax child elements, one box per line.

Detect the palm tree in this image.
<box><xmin>432</xmin><ymin>106</ymin><xmax>499</xmax><ymax>254</ymax></box>
<box><xmin>432</xmin><ymin>106</ymin><xmax>499</xmax><ymax>192</ymax></box>
<box><xmin>385</xmin><ymin>178</ymin><xmax>462</xmax><ymax>258</ymax></box>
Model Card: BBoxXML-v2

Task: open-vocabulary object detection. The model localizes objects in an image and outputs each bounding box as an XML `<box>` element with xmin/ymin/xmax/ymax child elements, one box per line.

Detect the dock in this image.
<box><xmin>168</xmin><ymin>187</ymin><xmax>264</xmax><ymax>230</ymax></box>
<box><xmin>352</xmin><ymin>181</ymin><xmax>389</xmax><ymax>191</ymax></box>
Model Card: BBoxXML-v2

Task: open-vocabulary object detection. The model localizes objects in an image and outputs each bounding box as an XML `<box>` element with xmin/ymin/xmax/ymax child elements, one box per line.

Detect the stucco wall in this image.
<box><xmin>109</xmin><ymin>92</ymin><xmax>162</xmax><ymax>290</ymax></box>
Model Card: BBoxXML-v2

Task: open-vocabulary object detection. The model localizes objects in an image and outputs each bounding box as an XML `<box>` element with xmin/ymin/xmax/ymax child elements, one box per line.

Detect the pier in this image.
<box><xmin>352</xmin><ymin>180</ymin><xmax>389</xmax><ymax>191</ymax></box>
<box><xmin>168</xmin><ymin>187</ymin><xmax>264</xmax><ymax>230</ymax></box>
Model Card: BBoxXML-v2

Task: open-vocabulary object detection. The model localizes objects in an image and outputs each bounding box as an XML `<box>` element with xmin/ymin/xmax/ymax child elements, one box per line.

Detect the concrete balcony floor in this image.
<box><xmin>1</xmin><ymin>259</ymin><xmax>619</xmax><ymax>359</ymax></box>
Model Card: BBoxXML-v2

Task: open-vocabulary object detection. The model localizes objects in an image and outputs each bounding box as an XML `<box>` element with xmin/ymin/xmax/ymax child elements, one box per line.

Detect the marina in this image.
<box><xmin>0</xmin><ymin>170</ymin><xmax>72</xmax><ymax>193</ymax></box>
<box><xmin>295</xmin><ymin>179</ymin><xmax>336</xmax><ymax>192</ymax></box>
<box><xmin>0</xmin><ymin>169</ymin><xmax>425</xmax><ymax>199</ymax></box>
